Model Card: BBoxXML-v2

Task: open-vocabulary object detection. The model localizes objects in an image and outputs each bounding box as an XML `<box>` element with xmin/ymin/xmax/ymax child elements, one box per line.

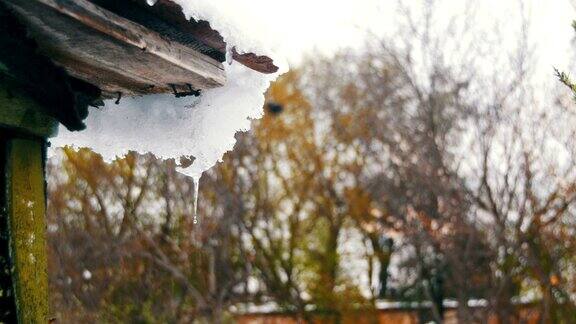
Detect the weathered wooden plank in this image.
<box><xmin>36</xmin><ymin>0</ymin><xmax>225</xmax><ymax>79</ymax></box>
<box><xmin>129</xmin><ymin>0</ymin><xmax>279</xmax><ymax>74</ymax></box>
<box><xmin>2</xmin><ymin>0</ymin><xmax>226</xmax><ymax>96</ymax></box>
<box><xmin>5</xmin><ymin>138</ymin><xmax>49</xmax><ymax>324</ymax></box>
<box><xmin>89</xmin><ymin>0</ymin><xmax>225</xmax><ymax>62</ymax></box>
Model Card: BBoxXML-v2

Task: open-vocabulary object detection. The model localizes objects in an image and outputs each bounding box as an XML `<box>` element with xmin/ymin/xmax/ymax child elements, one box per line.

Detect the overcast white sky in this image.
<box><xmin>229</xmin><ymin>0</ymin><xmax>576</xmax><ymax>75</ymax></box>
<box><xmin>235</xmin><ymin>0</ymin><xmax>576</xmax><ymax>293</ymax></box>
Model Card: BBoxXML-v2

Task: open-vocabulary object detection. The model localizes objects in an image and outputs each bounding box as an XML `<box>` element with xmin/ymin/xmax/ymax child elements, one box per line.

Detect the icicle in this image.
<box><xmin>146</xmin><ymin>0</ymin><xmax>158</xmax><ymax>6</ymax></box>
<box><xmin>192</xmin><ymin>174</ymin><xmax>201</xmax><ymax>224</ymax></box>
<box><xmin>225</xmin><ymin>44</ymin><xmax>234</xmax><ymax>65</ymax></box>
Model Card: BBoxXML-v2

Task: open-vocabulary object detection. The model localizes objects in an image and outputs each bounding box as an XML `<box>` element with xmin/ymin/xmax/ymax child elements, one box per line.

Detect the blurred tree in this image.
<box><xmin>200</xmin><ymin>70</ymin><xmax>377</xmax><ymax>323</ymax></box>
<box><xmin>47</xmin><ymin>71</ymin><xmax>378</xmax><ymax>323</ymax></box>
<box><xmin>46</xmin><ymin>2</ymin><xmax>576</xmax><ymax>324</ymax></box>
<box><xmin>47</xmin><ymin>149</ymin><xmax>249</xmax><ymax>323</ymax></box>
<box><xmin>295</xmin><ymin>1</ymin><xmax>576</xmax><ymax>323</ymax></box>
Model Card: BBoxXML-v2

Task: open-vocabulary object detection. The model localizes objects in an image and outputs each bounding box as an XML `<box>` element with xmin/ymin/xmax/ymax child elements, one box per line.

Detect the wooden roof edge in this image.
<box><xmin>3</xmin><ymin>0</ymin><xmax>227</xmax><ymax>99</ymax></box>
<box><xmin>34</xmin><ymin>0</ymin><xmax>226</xmax><ymax>84</ymax></box>
<box><xmin>132</xmin><ymin>0</ymin><xmax>279</xmax><ymax>74</ymax></box>
<box><xmin>0</xmin><ymin>0</ymin><xmax>278</xmax><ymax>131</ymax></box>
<box><xmin>0</xmin><ymin>2</ymin><xmax>101</xmax><ymax>131</ymax></box>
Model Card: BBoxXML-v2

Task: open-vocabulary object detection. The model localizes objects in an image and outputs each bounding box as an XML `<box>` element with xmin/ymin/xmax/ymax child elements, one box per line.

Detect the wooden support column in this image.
<box><xmin>3</xmin><ymin>137</ymin><xmax>49</xmax><ymax>323</ymax></box>
<box><xmin>0</xmin><ymin>82</ymin><xmax>57</xmax><ymax>323</ymax></box>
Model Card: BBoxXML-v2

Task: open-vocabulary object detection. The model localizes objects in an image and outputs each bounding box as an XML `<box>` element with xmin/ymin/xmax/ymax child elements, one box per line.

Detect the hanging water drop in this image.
<box><xmin>192</xmin><ymin>174</ymin><xmax>200</xmax><ymax>224</ymax></box>
<box><xmin>225</xmin><ymin>45</ymin><xmax>234</xmax><ymax>65</ymax></box>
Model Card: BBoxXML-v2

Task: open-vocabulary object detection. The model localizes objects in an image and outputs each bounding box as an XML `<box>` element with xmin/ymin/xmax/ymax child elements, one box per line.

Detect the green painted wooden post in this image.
<box><xmin>6</xmin><ymin>138</ymin><xmax>49</xmax><ymax>323</ymax></box>
<box><xmin>0</xmin><ymin>81</ymin><xmax>57</xmax><ymax>323</ymax></box>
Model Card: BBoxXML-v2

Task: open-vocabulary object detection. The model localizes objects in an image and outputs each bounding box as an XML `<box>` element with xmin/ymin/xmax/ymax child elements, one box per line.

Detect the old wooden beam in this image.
<box><xmin>128</xmin><ymin>0</ymin><xmax>279</xmax><ymax>74</ymax></box>
<box><xmin>2</xmin><ymin>0</ymin><xmax>226</xmax><ymax>97</ymax></box>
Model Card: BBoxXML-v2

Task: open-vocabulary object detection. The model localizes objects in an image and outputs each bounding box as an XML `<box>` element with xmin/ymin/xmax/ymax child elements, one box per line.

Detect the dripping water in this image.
<box><xmin>225</xmin><ymin>44</ymin><xmax>234</xmax><ymax>65</ymax></box>
<box><xmin>192</xmin><ymin>174</ymin><xmax>200</xmax><ymax>225</ymax></box>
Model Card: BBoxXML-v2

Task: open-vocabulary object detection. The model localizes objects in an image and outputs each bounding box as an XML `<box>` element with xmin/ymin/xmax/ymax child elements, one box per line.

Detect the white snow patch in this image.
<box><xmin>170</xmin><ymin>0</ymin><xmax>281</xmax><ymax>60</ymax></box>
<box><xmin>82</xmin><ymin>270</ymin><xmax>92</xmax><ymax>280</ymax></box>
<box><xmin>50</xmin><ymin>1</ymin><xmax>288</xmax><ymax>178</ymax></box>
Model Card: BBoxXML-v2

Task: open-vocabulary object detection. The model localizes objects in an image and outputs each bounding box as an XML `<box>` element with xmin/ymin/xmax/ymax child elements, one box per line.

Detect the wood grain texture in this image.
<box><xmin>129</xmin><ymin>0</ymin><xmax>279</xmax><ymax>74</ymax></box>
<box><xmin>1</xmin><ymin>0</ymin><xmax>226</xmax><ymax>97</ymax></box>
<box><xmin>0</xmin><ymin>3</ymin><xmax>101</xmax><ymax>131</ymax></box>
<box><xmin>6</xmin><ymin>139</ymin><xmax>49</xmax><ymax>324</ymax></box>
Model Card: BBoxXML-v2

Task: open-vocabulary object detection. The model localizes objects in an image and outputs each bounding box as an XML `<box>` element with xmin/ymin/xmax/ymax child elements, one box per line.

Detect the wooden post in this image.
<box><xmin>4</xmin><ymin>137</ymin><xmax>49</xmax><ymax>323</ymax></box>
<box><xmin>0</xmin><ymin>82</ymin><xmax>57</xmax><ymax>323</ymax></box>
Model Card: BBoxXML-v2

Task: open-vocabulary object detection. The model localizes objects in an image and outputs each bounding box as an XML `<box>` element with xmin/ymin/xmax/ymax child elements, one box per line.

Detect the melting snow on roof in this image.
<box><xmin>51</xmin><ymin>0</ymin><xmax>288</xmax><ymax>178</ymax></box>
